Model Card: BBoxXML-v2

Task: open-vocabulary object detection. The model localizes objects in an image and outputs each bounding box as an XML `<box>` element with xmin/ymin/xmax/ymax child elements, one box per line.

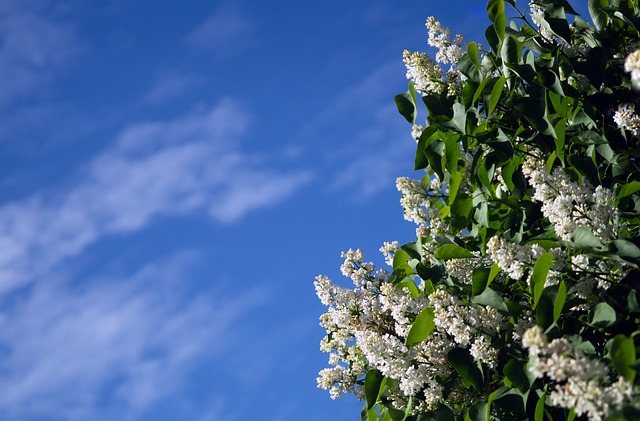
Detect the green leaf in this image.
<box><xmin>572</xmin><ymin>226</ymin><xmax>604</xmax><ymax>249</ymax></box>
<box><xmin>588</xmin><ymin>302</ymin><xmax>616</xmax><ymax>327</ymax></box>
<box><xmin>531</xmin><ymin>253</ymin><xmax>553</xmax><ymax>309</ymax></box>
<box><xmin>503</xmin><ymin>359</ymin><xmax>533</xmax><ymax>392</ymax></box>
<box><xmin>465</xmin><ymin>401</ymin><xmax>488</xmax><ymax>421</ymax></box>
<box><xmin>487</xmin><ymin>0</ymin><xmax>506</xmax><ymax>41</ymax></box>
<box><xmin>488</xmin><ymin>76</ymin><xmax>506</xmax><ymax>117</ymax></box>
<box><xmin>365</xmin><ymin>369</ymin><xmax>385</xmax><ymax>410</ymax></box>
<box><xmin>472</xmin><ymin>267</ymin><xmax>491</xmax><ymax>296</ymax></box>
<box><xmin>449</xmin><ymin>171</ymin><xmax>463</xmax><ymax>205</ymax></box>
<box><xmin>534</xmin><ymin>392</ymin><xmax>546</xmax><ymax>421</ymax></box>
<box><xmin>619</xmin><ymin>181</ymin><xmax>640</xmax><ymax>200</ymax></box>
<box><xmin>444</xmin><ymin>134</ymin><xmax>461</xmax><ymax>173</ymax></box>
<box><xmin>394</xmin><ymin>84</ymin><xmax>417</xmax><ymax>124</ymax></box>
<box><xmin>471</xmin><ymin>287</ymin><xmax>509</xmax><ymax>312</ymax></box>
<box><xmin>448</xmin><ymin>348</ymin><xmax>483</xmax><ymax>391</ymax></box>
<box><xmin>393</xmin><ymin>249</ymin><xmax>410</xmax><ymax>269</ymax></box>
<box><xmin>588</xmin><ymin>0</ymin><xmax>610</xmax><ymax>30</ymax></box>
<box><xmin>434</xmin><ymin>244</ymin><xmax>475</xmax><ymax>259</ymax></box>
<box><xmin>610</xmin><ymin>335</ymin><xmax>636</xmax><ymax>382</ymax></box>
<box><xmin>425</xmin><ymin>140</ymin><xmax>445</xmax><ymax>181</ymax></box>
<box><xmin>613</xmin><ymin>240</ymin><xmax>640</xmax><ymax>258</ymax></box>
<box><xmin>467</xmin><ymin>41</ymin><xmax>481</xmax><ymax>70</ymax></box>
<box><xmin>406</xmin><ymin>307</ymin><xmax>436</xmax><ymax>346</ymax></box>
<box><xmin>458</xmin><ymin>54</ymin><xmax>482</xmax><ymax>83</ymax></box>
<box><xmin>554</xmin><ymin>280</ymin><xmax>566</xmax><ymax>323</ymax></box>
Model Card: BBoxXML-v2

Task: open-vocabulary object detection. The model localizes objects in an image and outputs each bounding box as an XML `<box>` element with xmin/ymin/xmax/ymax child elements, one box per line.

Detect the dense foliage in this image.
<box><xmin>315</xmin><ymin>1</ymin><xmax>640</xmax><ymax>420</ymax></box>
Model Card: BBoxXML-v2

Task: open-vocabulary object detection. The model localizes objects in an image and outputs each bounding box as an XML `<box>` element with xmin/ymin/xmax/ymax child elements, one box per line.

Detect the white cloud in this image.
<box><xmin>0</xmin><ymin>254</ymin><xmax>266</xmax><ymax>420</ymax></box>
<box><xmin>186</xmin><ymin>4</ymin><xmax>254</xmax><ymax>56</ymax></box>
<box><xmin>0</xmin><ymin>1</ymin><xmax>80</xmax><ymax>107</ymax></box>
<box><xmin>142</xmin><ymin>71</ymin><xmax>205</xmax><ymax>105</ymax></box>
<box><xmin>0</xmin><ymin>99</ymin><xmax>311</xmax><ymax>294</ymax></box>
<box><xmin>303</xmin><ymin>61</ymin><xmax>415</xmax><ymax>198</ymax></box>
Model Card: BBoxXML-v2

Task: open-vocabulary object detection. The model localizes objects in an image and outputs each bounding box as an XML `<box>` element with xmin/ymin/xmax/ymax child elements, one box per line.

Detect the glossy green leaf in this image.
<box><xmin>472</xmin><ymin>267</ymin><xmax>491</xmax><ymax>296</ymax></box>
<box><xmin>467</xmin><ymin>41</ymin><xmax>481</xmax><ymax>70</ymax></box>
<box><xmin>465</xmin><ymin>401</ymin><xmax>488</xmax><ymax>421</ymax></box>
<box><xmin>572</xmin><ymin>226</ymin><xmax>604</xmax><ymax>249</ymax></box>
<box><xmin>425</xmin><ymin>140</ymin><xmax>445</xmax><ymax>181</ymax></box>
<box><xmin>589</xmin><ymin>0</ymin><xmax>610</xmax><ymax>30</ymax></box>
<box><xmin>449</xmin><ymin>171</ymin><xmax>463</xmax><ymax>205</ymax></box>
<box><xmin>487</xmin><ymin>0</ymin><xmax>506</xmax><ymax>41</ymax></box>
<box><xmin>365</xmin><ymin>369</ymin><xmax>385</xmax><ymax>409</ymax></box>
<box><xmin>619</xmin><ymin>181</ymin><xmax>640</xmax><ymax>200</ymax></box>
<box><xmin>610</xmin><ymin>335</ymin><xmax>636</xmax><ymax>382</ymax></box>
<box><xmin>588</xmin><ymin>302</ymin><xmax>616</xmax><ymax>327</ymax></box>
<box><xmin>458</xmin><ymin>54</ymin><xmax>482</xmax><ymax>83</ymax></box>
<box><xmin>534</xmin><ymin>392</ymin><xmax>546</xmax><ymax>421</ymax></box>
<box><xmin>434</xmin><ymin>244</ymin><xmax>475</xmax><ymax>259</ymax></box>
<box><xmin>394</xmin><ymin>84</ymin><xmax>417</xmax><ymax>124</ymax></box>
<box><xmin>406</xmin><ymin>307</ymin><xmax>435</xmax><ymax>346</ymax></box>
<box><xmin>448</xmin><ymin>348</ymin><xmax>483</xmax><ymax>391</ymax></box>
<box><xmin>532</xmin><ymin>253</ymin><xmax>553</xmax><ymax>309</ymax></box>
<box><xmin>471</xmin><ymin>287</ymin><xmax>509</xmax><ymax>312</ymax></box>
<box><xmin>503</xmin><ymin>359</ymin><xmax>533</xmax><ymax>392</ymax></box>
<box><xmin>554</xmin><ymin>280</ymin><xmax>566</xmax><ymax>323</ymax></box>
<box><xmin>613</xmin><ymin>240</ymin><xmax>640</xmax><ymax>258</ymax></box>
<box><xmin>488</xmin><ymin>76</ymin><xmax>506</xmax><ymax>117</ymax></box>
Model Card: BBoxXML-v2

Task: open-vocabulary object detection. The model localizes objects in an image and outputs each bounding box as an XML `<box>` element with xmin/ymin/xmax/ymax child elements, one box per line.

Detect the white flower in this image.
<box><xmin>529</xmin><ymin>3</ymin><xmax>554</xmax><ymax>41</ymax></box>
<box><xmin>425</xmin><ymin>16</ymin><xmax>464</xmax><ymax>66</ymax></box>
<box><xmin>411</xmin><ymin>124</ymin><xmax>425</xmax><ymax>142</ymax></box>
<box><xmin>380</xmin><ymin>241</ymin><xmax>401</xmax><ymax>266</ymax></box>
<box><xmin>522</xmin><ymin>327</ymin><xmax>636</xmax><ymax>420</ymax></box>
<box><xmin>403</xmin><ymin>50</ymin><xmax>444</xmax><ymax>95</ymax></box>
<box><xmin>624</xmin><ymin>49</ymin><xmax>640</xmax><ymax>80</ymax></box>
<box><xmin>613</xmin><ymin>103</ymin><xmax>640</xmax><ymax>137</ymax></box>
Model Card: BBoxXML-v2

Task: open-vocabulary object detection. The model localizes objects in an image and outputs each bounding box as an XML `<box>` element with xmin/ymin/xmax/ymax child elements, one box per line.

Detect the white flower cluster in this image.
<box><xmin>396</xmin><ymin>176</ymin><xmax>451</xmax><ymax>239</ymax></box>
<box><xmin>486</xmin><ymin>236</ymin><xmax>564</xmax><ymax>285</ymax></box>
<box><xmin>403</xmin><ymin>50</ymin><xmax>444</xmax><ymax>95</ymax></box>
<box><xmin>425</xmin><ymin>16</ymin><xmax>464</xmax><ymax>66</ymax></box>
<box><xmin>402</xmin><ymin>17</ymin><xmax>466</xmax><ymax>97</ymax></box>
<box><xmin>430</xmin><ymin>289</ymin><xmax>502</xmax><ymax>367</ymax></box>
<box><xmin>523</xmin><ymin>326</ymin><xmax>635</xmax><ymax>421</ymax></box>
<box><xmin>528</xmin><ymin>3</ymin><xmax>554</xmax><ymax>41</ymax></box>
<box><xmin>316</xmin><ymin>249</ymin><xmax>503</xmax><ymax>411</ymax></box>
<box><xmin>522</xmin><ymin>156</ymin><xmax>621</xmax><ymax>242</ymax></box>
<box><xmin>613</xmin><ymin>103</ymin><xmax>640</xmax><ymax>137</ymax></box>
<box><xmin>380</xmin><ymin>241</ymin><xmax>400</xmax><ymax>266</ymax></box>
<box><xmin>411</xmin><ymin>124</ymin><xmax>425</xmax><ymax>142</ymax></box>
<box><xmin>624</xmin><ymin>49</ymin><xmax>640</xmax><ymax>81</ymax></box>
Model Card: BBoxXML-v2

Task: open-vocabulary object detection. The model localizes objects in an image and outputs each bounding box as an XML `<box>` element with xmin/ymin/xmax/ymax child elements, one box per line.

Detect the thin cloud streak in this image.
<box><xmin>303</xmin><ymin>61</ymin><xmax>414</xmax><ymax>198</ymax></box>
<box><xmin>0</xmin><ymin>1</ymin><xmax>80</xmax><ymax>107</ymax></box>
<box><xmin>0</xmin><ymin>99</ymin><xmax>311</xmax><ymax>294</ymax></box>
<box><xmin>0</xmin><ymin>255</ymin><xmax>267</xmax><ymax>420</ymax></box>
<box><xmin>186</xmin><ymin>4</ymin><xmax>255</xmax><ymax>56</ymax></box>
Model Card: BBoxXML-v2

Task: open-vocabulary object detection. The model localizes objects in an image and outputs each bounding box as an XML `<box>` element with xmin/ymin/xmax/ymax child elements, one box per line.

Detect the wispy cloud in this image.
<box><xmin>0</xmin><ymin>1</ymin><xmax>80</xmax><ymax>107</ymax></box>
<box><xmin>0</xmin><ymin>99</ymin><xmax>310</xmax><ymax>294</ymax></box>
<box><xmin>303</xmin><ymin>61</ymin><xmax>415</xmax><ymax>199</ymax></box>
<box><xmin>0</xmin><ymin>254</ymin><xmax>267</xmax><ymax>420</ymax></box>
<box><xmin>186</xmin><ymin>4</ymin><xmax>255</xmax><ymax>56</ymax></box>
<box><xmin>142</xmin><ymin>71</ymin><xmax>205</xmax><ymax>105</ymax></box>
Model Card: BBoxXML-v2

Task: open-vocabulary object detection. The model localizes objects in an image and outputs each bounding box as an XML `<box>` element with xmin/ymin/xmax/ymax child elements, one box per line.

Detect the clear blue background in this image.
<box><xmin>0</xmin><ymin>1</ymin><xmax>586</xmax><ymax>420</ymax></box>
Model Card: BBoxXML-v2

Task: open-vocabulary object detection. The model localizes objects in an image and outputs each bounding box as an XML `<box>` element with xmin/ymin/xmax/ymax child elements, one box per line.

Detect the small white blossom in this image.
<box><xmin>522</xmin><ymin>327</ymin><xmax>636</xmax><ymax>420</ymax></box>
<box><xmin>403</xmin><ymin>50</ymin><xmax>444</xmax><ymax>95</ymax></box>
<box><xmin>613</xmin><ymin>103</ymin><xmax>640</xmax><ymax>137</ymax></box>
<box><xmin>380</xmin><ymin>241</ymin><xmax>401</xmax><ymax>266</ymax></box>
<box><xmin>624</xmin><ymin>49</ymin><xmax>640</xmax><ymax>80</ymax></box>
<box><xmin>411</xmin><ymin>124</ymin><xmax>425</xmax><ymax>142</ymax></box>
<box><xmin>425</xmin><ymin>16</ymin><xmax>464</xmax><ymax>66</ymax></box>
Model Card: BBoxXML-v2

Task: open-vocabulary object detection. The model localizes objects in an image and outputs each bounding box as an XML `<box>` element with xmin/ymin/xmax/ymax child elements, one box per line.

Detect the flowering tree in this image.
<box><xmin>315</xmin><ymin>1</ymin><xmax>640</xmax><ymax>420</ymax></box>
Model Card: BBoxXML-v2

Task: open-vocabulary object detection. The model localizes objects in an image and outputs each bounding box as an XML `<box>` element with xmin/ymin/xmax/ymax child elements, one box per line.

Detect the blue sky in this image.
<box><xmin>0</xmin><ymin>1</ymin><xmax>504</xmax><ymax>420</ymax></box>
